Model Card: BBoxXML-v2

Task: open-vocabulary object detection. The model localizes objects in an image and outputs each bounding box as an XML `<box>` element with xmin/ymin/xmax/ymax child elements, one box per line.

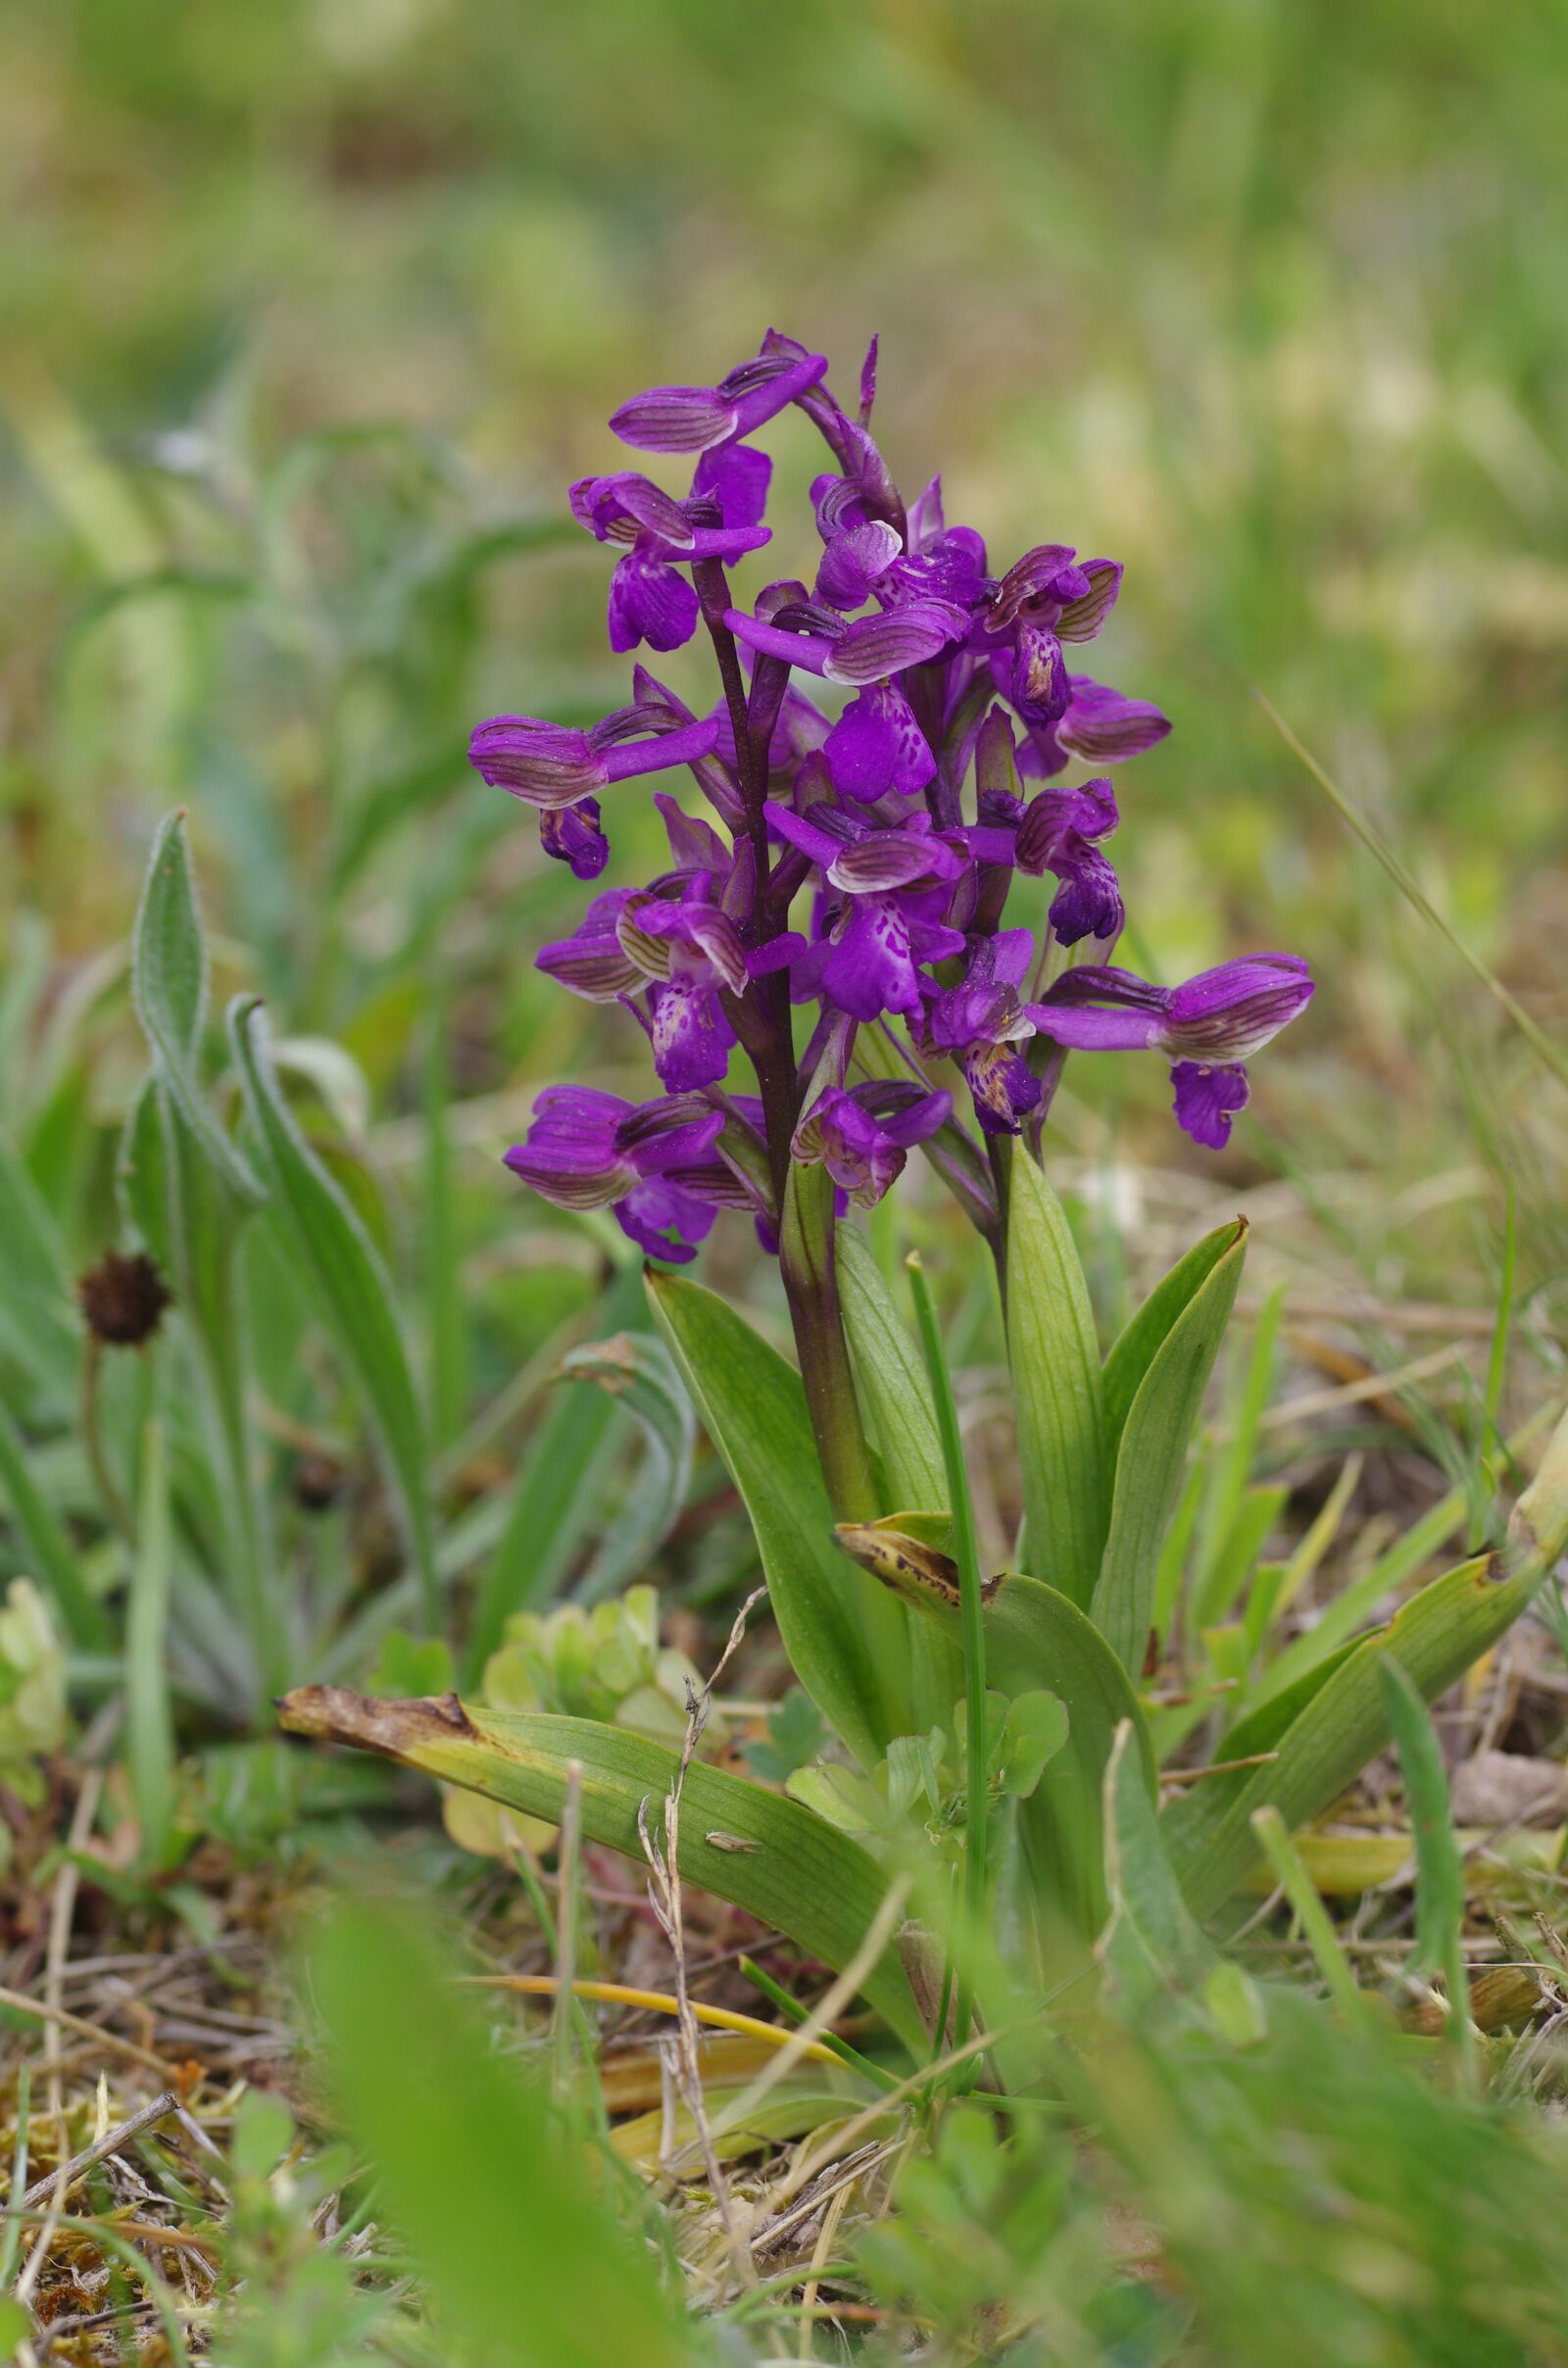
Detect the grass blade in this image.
<box><xmin>906</xmin><ymin>1252</ymin><xmax>988</xmax><ymax>2052</ymax></box>
<box><xmin>1379</xmin><ymin>1656</ymin><xmax>1476</xmax><ymax>2085</ymax></box>
<box><xmin>127</xmin><ymin>1418</ymin><xmax>175</xmax><ymax>1863</ymax></box>
<box><xmin>312</xmin><ymin>1900</ymin><xmax>696</xmax><ymax>2368</ymax></box>
<box><xmin>1169</xmin><ymin>1398</ymin><xmax>1568</xmax><ymax>1916</ymax></box>
<box><xmin>229</xmin><ymin>995</ymin><xmax>438</xmax><ymax>1635</ymax></box>
<box><xmin>1257</xmin><ymin>694</ymin><xmax>1568</xmax><ymax>1097</ymax></box>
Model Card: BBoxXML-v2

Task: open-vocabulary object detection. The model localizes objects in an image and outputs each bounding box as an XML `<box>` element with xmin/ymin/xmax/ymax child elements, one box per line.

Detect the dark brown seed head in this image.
<box><xmin>76</xmin><ymin>1249</ymin><xmax>172</xmax><ymax>1348</ymax></box>
<box><xmin>292</xmin><ymin>1451</ymin><xmax>346</xmax><ymax>1513</ymax></box>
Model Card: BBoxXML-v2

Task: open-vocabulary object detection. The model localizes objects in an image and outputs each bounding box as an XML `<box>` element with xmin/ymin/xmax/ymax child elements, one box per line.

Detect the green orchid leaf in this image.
<box><xmin>1099</xmin><ymin>1718</ymin><xmax>1221</xmax><ymax>2009</ymax></box>
<box><xmin>280</xmin><ymin>1685</ymin><xmax>925</xmax><ymax>2053</ymax></box>
<box><xmin>837</xmin><ymin>1223</ymin><xmax>945</xmax><ymax>1505</ymax></box>
<box><xmin>132</xmin><ymin>813</ymin><xmax>263</xmax><ymax>1209</ymax></box>
<box><xmin>1004</xmin><ymin>1147</ymin><xmax>1106</xmax><ymax>1609</ymax></box>
<box><xmin>229</xmin><ymin>995</ymin><xmax>438</xmax><ymax>1632</ymax></box>
<box><xmin>647</xmin><ymin>1265</ymin><xmax>913</xmax><ymax>1767</ymax></box>
<box><xmin>0</xmin><ymin>1130</ymin><xmax>80</xmax><ymax>1403</ymax></box>
<box><xmin>1092</xmin><ymin>1219</ymin><xmax>1248</xmax><ymax>1674</ymax></box>
<box><xmin>559</xmin><ymin>1325</ymin><xmax>695</xmax><ymax>1605</ymax></box>
<box><xmin>1168</xmin><ymin>1403</ymin><xmax>1568</xmax><ymax>1917</ymax></box>
<box><xmin>1101</xmin><ymin>1218</ymin><xmax>1247</xmax><ymax>1462</ymax></box>
<box><xmin>837</xmin><ymin>1227</ymin><xmax>962</xmax><ymax>1729</ymax></box>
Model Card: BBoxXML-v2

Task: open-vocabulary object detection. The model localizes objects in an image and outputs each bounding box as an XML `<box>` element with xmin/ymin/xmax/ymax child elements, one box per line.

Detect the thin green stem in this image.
<box><xmin>906</xmin><ymin>1252</ymin><xmax>988</xmax><ymax>2056</ymax></box>
<box><xmin>735</xmin><ymin>1955</ymin><xmax>900</xmax><ymax>2092</ymax></box>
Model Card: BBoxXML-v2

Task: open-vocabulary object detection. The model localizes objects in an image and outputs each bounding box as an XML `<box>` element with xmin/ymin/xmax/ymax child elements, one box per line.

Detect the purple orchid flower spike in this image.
<box><xmin>1027</xmin><ymin>954</ymin><xmax>1314</xmax><ymax>1147</ymax></box>
<box><xmin>504</xmin><ymin>1086</ymin><xmax>729</xmax><ymax>1263</ymax></box>
<box><xmin>475</xmin><ymin>325</ymin><xmax>1311</xmax><ymax>1501</ymax></box>
<box><xmin>791</xmin><ymin>1079</ymin><xmax>952</xmax><ymax>1209</ymax></box>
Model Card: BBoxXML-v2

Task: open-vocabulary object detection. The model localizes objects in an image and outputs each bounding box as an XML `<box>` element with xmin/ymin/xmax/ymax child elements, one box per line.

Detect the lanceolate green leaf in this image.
<box><xmin>837</xmin><ymin>1225</ymin><xmax>945</xmax><ymax>1505</ymax></box>
<box><xmin>648</xmin><ymin>1267</ymin><xmax>913</xmax><ymax>1768</ymax></box>
<box><xmin>561</xmin><ymin>1327</ymin><xmax>696</xmax><ymax>1604</ymax></box>
<box><xmin>132</xmin><ymin>813</ymin><xmax>262</xmax><ymax>1209</ymax></box>
<box><xmin>1169</xmin><ymin>1404</ymin><xmax>1568</xmax><ymax>1918</ymax></box>
<box><xmin>0</xmin><ymin>1130</ymin><xmax>79</xmax><ymax>1403</ymax></box>
<box><xmin>280</xmin><ymin>1686</ymin><xmax>925</xmax><ymax>2053</ymax></box>
<box><xmin>229</xmin><ymin>996</ymin><xmax>438</xmax><ymax>1631</ymax></box>
<box><xmin>836</xmin><ymin>1225</ymin><xmax>962</xmax><ymax>1731</ymax></box>
<box><xmin>1093</xmin><ymin>1221</ymin><xmax>1247</xmax><ymax>1675</ymax></box>
<box><xmin>1099</xmin><ymin>1719</ymin><xmax>1219</xmax><ymax>2008</ymax></box>
<box><xmin>1004</xmin><ymin>1147</ymin><xmax>1105</xmax><ymax>1608</ymax></box>
<box><xmin>1101</xmin><ymin>1219</ymin><xmax>1246</xmax><ymax>1463</ymax></box>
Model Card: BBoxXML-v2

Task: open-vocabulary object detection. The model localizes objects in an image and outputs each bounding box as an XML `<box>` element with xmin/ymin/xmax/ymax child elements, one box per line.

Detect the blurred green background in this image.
<box><xmin>3</xmin><ymin>0</ymin><xmax>1566</xmax><ymax>1308</ymax></box>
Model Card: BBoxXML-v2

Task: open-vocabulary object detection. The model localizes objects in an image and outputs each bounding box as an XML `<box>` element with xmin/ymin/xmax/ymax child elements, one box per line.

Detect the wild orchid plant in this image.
<box><xmin>282</xmin><ymin>335</ymin><xmax>1568</xmax><ymax>2055</ymax></box>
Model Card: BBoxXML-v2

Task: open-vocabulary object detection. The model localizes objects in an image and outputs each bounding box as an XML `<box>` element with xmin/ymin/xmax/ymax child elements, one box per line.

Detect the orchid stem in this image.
<box><xmin>906</xmin><ymin>1251</ymin><xmax>988</xmax><ymax>2061</ymax></box>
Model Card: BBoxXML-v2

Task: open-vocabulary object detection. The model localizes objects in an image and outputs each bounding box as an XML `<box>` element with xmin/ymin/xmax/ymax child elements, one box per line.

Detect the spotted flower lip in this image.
<box><xmin>987</xmin><ymin>545</ymin><xmax>1123</xmax><ymax>641</ymax></box>
<box><xmin>468</xmin><ymin>712</ymin><xmax>720</xmax><ymax>810</ymax></box>
<box><xmin>790</xmin><ymin>1079</ymin><xmax>952</xmax><ymax>1210</ymax></box>
<box><xmin>610</xmin><ymin>348</ymin><xmax>828</xmax><ymax>454</ymax></box>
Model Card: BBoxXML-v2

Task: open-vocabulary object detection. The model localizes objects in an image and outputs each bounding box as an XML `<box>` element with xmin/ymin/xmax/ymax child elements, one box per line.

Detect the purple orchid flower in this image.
<box><xmin>965</xmin><ymin>710</ymin><xmax>1122</xmax><ymax>945</ymax></box>
<box><xmin>569</xmin><ymin>458</ymin><xmax>773</xmax><ymax>655</ymax></box>
<box><xmin>468</xmin><ymin>709</ymin><xmax>720</xmax><ymax>811</ymax></box>
<box><xmin>503</xmin><ymin>1086</ymin><xmax>728</xmax><ymax>1262</ymax></box>
<box><xmin>1026</xmin><ymin>954</ymin><xmax>1314</xmax><ymax>1147</ymax></box>
<box><xmin>791</xmin><ymin>1080</ymin><xmax>952</xmax><ymax>1209</ymax></box>
<box><xmin>610</xmin><ymin>346</ymin><xmax>828</xmax><ymax>455</ymax></box>
<box><xmin>1011</xmin><ymin>673</ymin><xmax>1172</xmax><ymax>776</ymax></box>
<box><xmin>765</xmin><ymin>790</ymin><xmax>967</xmax><ymax>1022</ymax></box>
<box><xmin>724</xmin><ymin>597</ymin><xmax>970</xmax><ymax>685</ymax></box>
<box><xmin>919</xmin><ymin>929</ymin><xmax>1043</xmax><ymax>1137</ymax></box>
